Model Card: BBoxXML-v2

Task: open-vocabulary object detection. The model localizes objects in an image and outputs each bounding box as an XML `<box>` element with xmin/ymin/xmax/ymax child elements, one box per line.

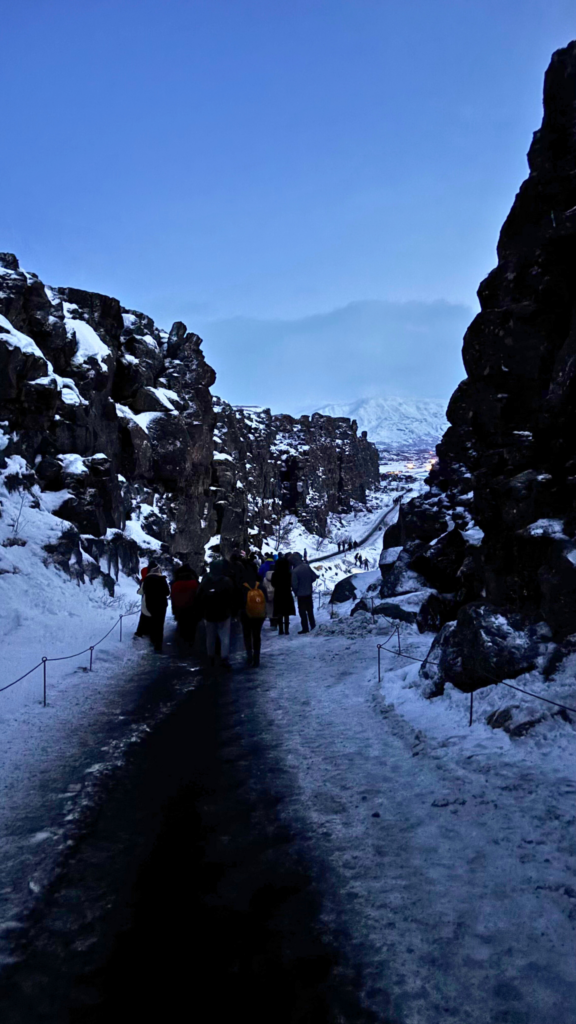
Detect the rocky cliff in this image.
<box><xmin>0</xmin><ymin>256</ymin><xmax>379</xmax><ymax>588</ymax></box>
<box><xmin>381</xmin><ymin>40</ymin><xmax>576</xmax><ymax>693</ymax></box>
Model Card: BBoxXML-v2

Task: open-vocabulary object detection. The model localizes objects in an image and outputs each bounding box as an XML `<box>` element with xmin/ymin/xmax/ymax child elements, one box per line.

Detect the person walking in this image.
<box><xmin>237</xmin><ymin>556</ymin><xmax>267</xmax><ymax>666</ymax></box>
<box><xmin>196</xmin><ymin>559</ymin><xmax>235</xmax><ymax>668</ymax></box>
<box><xmin>134</xmin><ymin>559</ymin><xmax>158</xmax><ymax>637</ymax></box>
<box><xmin>271</xmin><ymin>555</ymin><xmax>295</xmax><ymax>635</ymax></box>
<box><xmin>141</xmin><ymin>564</ymin><xmax>170</xmax><ymax>653</ymax></box>
<box><xmin>261</xmin><ymin>566</ymin><xmax>276</xmax><ymax>628</ymax></box>
<box><xmin>291</xmin><ymin>552</ymin><xmax>318</xmax><ymax>634</ymax></box>
<box><xmin>258</xmin><ymin>552</ymin><xmax>275</xmax><ymax>580</ymax></box>
<box><xmin>170</xmin><ymin>563</ymin><xmax>199</xmax><ymax>645</ymax></box>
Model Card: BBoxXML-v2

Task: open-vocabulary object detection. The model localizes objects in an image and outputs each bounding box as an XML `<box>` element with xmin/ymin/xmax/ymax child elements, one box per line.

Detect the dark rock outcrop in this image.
<box><xmin>379</xmin><ymin>40</ymin><xmax>576</xmax><ymax>691</ymax></box>
<box><xmin>211</xmin><ymin>401</ymin><xmax>380</xmax><ymax>556</ymax></box>
<box><xmin>0</xmin><ymin>257</ymin><xmax>380</xmax><ymax>587</ymax></box>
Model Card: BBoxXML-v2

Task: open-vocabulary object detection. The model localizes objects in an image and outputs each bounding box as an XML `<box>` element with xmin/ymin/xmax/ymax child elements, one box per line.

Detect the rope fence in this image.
<box><xmin>376</xmin><ymin>623</ymin><xmax>576</xmax><ymax>726</ymax></box>
<box><xmin>0</xmin><ymin>610</ymin><xmax>140</xmax><ymax>706</ymax></box>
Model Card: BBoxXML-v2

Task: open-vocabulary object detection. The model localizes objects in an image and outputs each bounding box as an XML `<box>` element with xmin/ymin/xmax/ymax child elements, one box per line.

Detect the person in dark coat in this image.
<box><xmin>196</xmin><ymin>559</ymin><xmax>235</xmax><ymax>667</ymax></box>
<box><xmin>170</xmin><ymin>563</ymin><xmax>199</xmax><ymax>645</ymax></box>
<box><xmin>271</xmin><ymin>556</ymin><xmax>295</xmax><ymax>634</ymax></box>
<box><xmin>237</xmin><ymin>557</ymin><xmax>265</xmax><ymax>667</ymax></box>
<box><xmin>142</xmin><ymin>565</ymin><xmax>171</xmax><ymax>652</ymax></box>
<box><xmin>290</xmin><ymin>552</ymin><xmax>318</xmax><ymax>633</ymax></box>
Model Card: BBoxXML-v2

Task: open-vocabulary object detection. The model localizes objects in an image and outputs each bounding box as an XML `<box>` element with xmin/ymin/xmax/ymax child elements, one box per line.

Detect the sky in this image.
<box><xmin>1</xmin><ymin>0</ymin><xmax>575</xmax><ymax>412</ymax></box>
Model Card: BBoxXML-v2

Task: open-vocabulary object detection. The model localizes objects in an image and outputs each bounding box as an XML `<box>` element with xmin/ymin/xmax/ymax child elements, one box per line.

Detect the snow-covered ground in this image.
<box><xmin>3</xmin><ymin>433</ymin><xmax>573</xmax><ymax>1018</ymax></box>
<box><xmin>251</xmin><ymin>604</ymin><xmax>576</xmax><ymax>1023</ymax></box>
<box><xmin>0</xmin><ymin>459</ymin><xmax>169</xmax><ymax>964</ymax></box>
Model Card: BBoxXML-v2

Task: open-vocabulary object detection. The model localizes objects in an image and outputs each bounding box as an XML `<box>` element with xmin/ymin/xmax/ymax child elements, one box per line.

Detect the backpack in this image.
<box><xmin>244</xmin><ymin>581</ymin><xmax>266</xmax><ymax>618</ymax></box>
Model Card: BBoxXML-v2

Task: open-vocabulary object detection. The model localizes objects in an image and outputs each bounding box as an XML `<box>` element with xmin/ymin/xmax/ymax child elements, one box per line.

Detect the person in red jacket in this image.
<box><xmin>170</xmin><ymin>563</ymin><xmax>199</xmax><ymax>645</ymax></box>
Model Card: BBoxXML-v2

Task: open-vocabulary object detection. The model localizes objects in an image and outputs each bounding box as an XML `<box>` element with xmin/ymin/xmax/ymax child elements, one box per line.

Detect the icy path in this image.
<box><xmin>252</xmin><ymin>622</ymin><xmax>576</xmax><ymax>1023</ymax></box>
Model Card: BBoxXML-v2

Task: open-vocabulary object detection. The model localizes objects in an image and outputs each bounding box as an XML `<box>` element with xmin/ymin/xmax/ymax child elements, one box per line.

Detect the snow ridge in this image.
<box><xmin>314</xmin><ymin>396</ymin><xmax>448</xmax><ymax>448</ymax></box>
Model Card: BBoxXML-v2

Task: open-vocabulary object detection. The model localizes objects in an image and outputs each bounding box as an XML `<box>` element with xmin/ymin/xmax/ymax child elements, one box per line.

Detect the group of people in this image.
<box><xmin>133</xmin><ymin>549</ymin><xmax>318</xmax><ymax>669</ymax></box>
<box><xmin>337</xmin><ymin>538</ymin><xmax>361</xmax><ymax>553</ymax></box>
<box><xmin>354</xmin><ymin>552</ymin><xmax>370</xmax><ymax>570</ymax></box>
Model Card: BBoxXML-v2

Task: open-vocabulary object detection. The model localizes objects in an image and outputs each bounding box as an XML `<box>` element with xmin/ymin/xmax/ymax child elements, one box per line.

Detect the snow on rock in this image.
<box><xmin>63</xmin><ymin>303</ymin><xmax>111</xmax><ymax>370</ymax></box>
<box><xmin>0</xmin><ymin>313</ymin><xmax>47</xmax><ymax>361</ymax></box>
<box><xmin>57</xmin><ymin>453</ymin><xmax>89</xmax><ymax>476</ymax></box>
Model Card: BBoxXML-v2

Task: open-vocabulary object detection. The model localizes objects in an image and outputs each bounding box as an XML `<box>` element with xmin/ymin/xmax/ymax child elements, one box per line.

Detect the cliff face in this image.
<box><xmin>0</xmin><ymin>256</ymin><xmax>379</xmax><ymax>585</ymax></box>
<box><xmin>383</xmin><ymin>41</ymin><xmax>576</xmax><ymax>692</ymax></box>
<box><xmin>212</xmin><ymin>402</ymin><xmax>380</xmax><ymax>556</ymax></box>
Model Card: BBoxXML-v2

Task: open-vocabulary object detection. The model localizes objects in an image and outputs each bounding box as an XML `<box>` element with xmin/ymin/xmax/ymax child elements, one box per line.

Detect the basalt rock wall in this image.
<box><xmin>383</xmin><ymin>40</ymin><xmax>576</xmax><ymax>691</ymax></box>
<box><xmin>212</xmin><ymin>401</ymin><xmax>380</xmax><ymax>556</ymax></box>
<box><xmin>0</xmin><ymin>256</ymin><xmax>379</xmax><ymax>585</ymax></box>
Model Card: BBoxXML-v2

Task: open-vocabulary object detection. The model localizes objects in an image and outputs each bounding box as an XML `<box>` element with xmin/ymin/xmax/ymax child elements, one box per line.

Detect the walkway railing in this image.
<box><xmin>376</xmin><ymin>623</ymin><xmax>576</xmax><ymax>727</ymax></box>
<box><xmin>0</xmin><ymin>610</ymin><xmax>140</xmax><ymax>706</ymax></box>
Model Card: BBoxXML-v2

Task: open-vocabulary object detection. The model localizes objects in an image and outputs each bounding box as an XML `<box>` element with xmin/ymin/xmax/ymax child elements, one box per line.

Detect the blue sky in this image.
<box><xmin>1</xmin><ymin>1</ymin><xmax>574</xmax><ymax>410</ymax></box>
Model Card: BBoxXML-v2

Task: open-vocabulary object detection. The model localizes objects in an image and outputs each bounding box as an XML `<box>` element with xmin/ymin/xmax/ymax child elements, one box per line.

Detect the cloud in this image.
<box><xmin>199</xmin><ymin>299</ymin><xmax>473</xmax><ymax>415</ymax></box>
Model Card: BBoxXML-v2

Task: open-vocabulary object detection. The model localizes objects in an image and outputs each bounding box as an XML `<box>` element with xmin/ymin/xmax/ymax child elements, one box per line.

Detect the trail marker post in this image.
<box><xmin>42</xmin><ymin>657</ymin><xmax>47</xmax><ymax>707</ymax></box>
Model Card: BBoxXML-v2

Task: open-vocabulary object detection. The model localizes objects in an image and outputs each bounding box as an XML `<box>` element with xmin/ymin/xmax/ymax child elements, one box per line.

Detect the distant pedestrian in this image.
<box><xmin>291</xmin><ymin>552</ymin><xmax>318</xmax><ymax>634</ymax></box>
<box><xmin>271</xmin><ymin>556</ymin><xmax>296</xmax><ymax>635</ymax></box>
<box><xmin>196</xmin><ymin>559</ymin><xmax>235</xmax><ymax>668</ymax></box>
<box><xmin>141</xmin><ymin>564</ymin><xmax>170</xmax><ymax>653</ymax></box>
<box><xmin>364</xmin><ymin>557</ymin><xmax>369</xmax><ymax>571</ymax></box>
<box><xmin>170</xmin><ymin>563</ymin><xmax>199</xmax><ymax>645</ymax></box>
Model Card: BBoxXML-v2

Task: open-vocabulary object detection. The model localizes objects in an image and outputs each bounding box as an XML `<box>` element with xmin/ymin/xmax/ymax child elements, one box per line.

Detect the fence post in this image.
<box><xmin>396</xmin><ymin>624</ymin><xmax>402</xmax><ymax>655</ymax></box>
<box><xmin>371</xmin><ymin>597</ymin><xmax>375</xmax><ymax>623</ymax></box>
<box><xmin>469</xmin><ymin>689</ymin><xmax>474</xmax><ymax>727</ymax></box>
<box><xmin>377</xmin><ymin>644</ymin><xmax>381</xmax><ymax>683</ymax></box>
<box><xmin>42</xmin><ymin>657</ymin><xmax>47</xmax><ymax>707</ymax></box>
<box><xmin>89</xmin><ymin>646</ymin><xmax>94</xmax><ymax>671</ymax></box>
<box><xmin>119</xmin><ymin>614</ymin><xmax>123</xmax><ymax>642</ymax></box>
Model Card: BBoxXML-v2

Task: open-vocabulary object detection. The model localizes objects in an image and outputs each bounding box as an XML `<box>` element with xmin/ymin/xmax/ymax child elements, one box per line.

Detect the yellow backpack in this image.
<box><xmin>244</xmin><ymin>581</ymin><xmax>266</xmax><ymax>618</ymax></box>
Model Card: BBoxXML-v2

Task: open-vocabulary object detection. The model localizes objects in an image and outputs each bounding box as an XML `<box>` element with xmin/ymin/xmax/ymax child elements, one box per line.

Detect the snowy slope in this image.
<box><xmin>315</xmin><ymin>396</ymin><xmax>448</xmax><ymax>448</ymax></box>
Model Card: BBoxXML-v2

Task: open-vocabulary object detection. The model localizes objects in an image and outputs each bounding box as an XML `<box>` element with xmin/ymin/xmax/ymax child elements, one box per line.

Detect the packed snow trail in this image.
<box><xmin>249</xmin><ymin>622</ymin><xmax>576</xmax><ymax>1023</ymax></box>
<box><xmin>309</xmin><ymin>495</ymin><xmax>404</xmax><ymax>564</ymax></box>
<box><xmin>0</xmin><ymin>626</ymin><xmax>380</xmax><ymax>1024</ymax></box>
<box><xmin>1</xmin><ymin>616</ymin><xmax>574</xmax><ymax>1022</ymax></box>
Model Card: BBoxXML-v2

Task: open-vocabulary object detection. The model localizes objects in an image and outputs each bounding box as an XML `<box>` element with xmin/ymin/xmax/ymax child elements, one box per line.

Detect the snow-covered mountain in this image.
<box><xmin>314</xmin><ymin>396</ymin><xmax>448</xmax><ymax>449</ymax></box>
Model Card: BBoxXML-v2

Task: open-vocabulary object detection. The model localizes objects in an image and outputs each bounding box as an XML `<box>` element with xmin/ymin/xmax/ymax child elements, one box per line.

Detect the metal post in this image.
<box><xmin>377</xmin><ymin>645</ymin><xmax>381</xmax><ymax>683</ymax></box>
<box><xmin>89</xmin><ymin>646</ymin><xmax>94</xmax><ymax>671</ymax></box>
<box><xmin>371</xmin><ymin>597</ymin><xmax>375</xmax><ymax>623</ymax></box>
<box><xmin>119</xmin><ymin>614</ymin><xmax>123</xmax><ymax>641</ymax></box>
<box><xmin>42</xmin><ymin>657</ymin><xmax>47</xmax><ymax>707</ymax></box>
<box><xmin>397</xmin><ymin>625</ymin><xmax>402</xmax><ymax>655</ymax></box>
<box><xmin>469</xmin><ymin>690</ymin><xmax>474</xmax><ymax>727</ymax></box>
